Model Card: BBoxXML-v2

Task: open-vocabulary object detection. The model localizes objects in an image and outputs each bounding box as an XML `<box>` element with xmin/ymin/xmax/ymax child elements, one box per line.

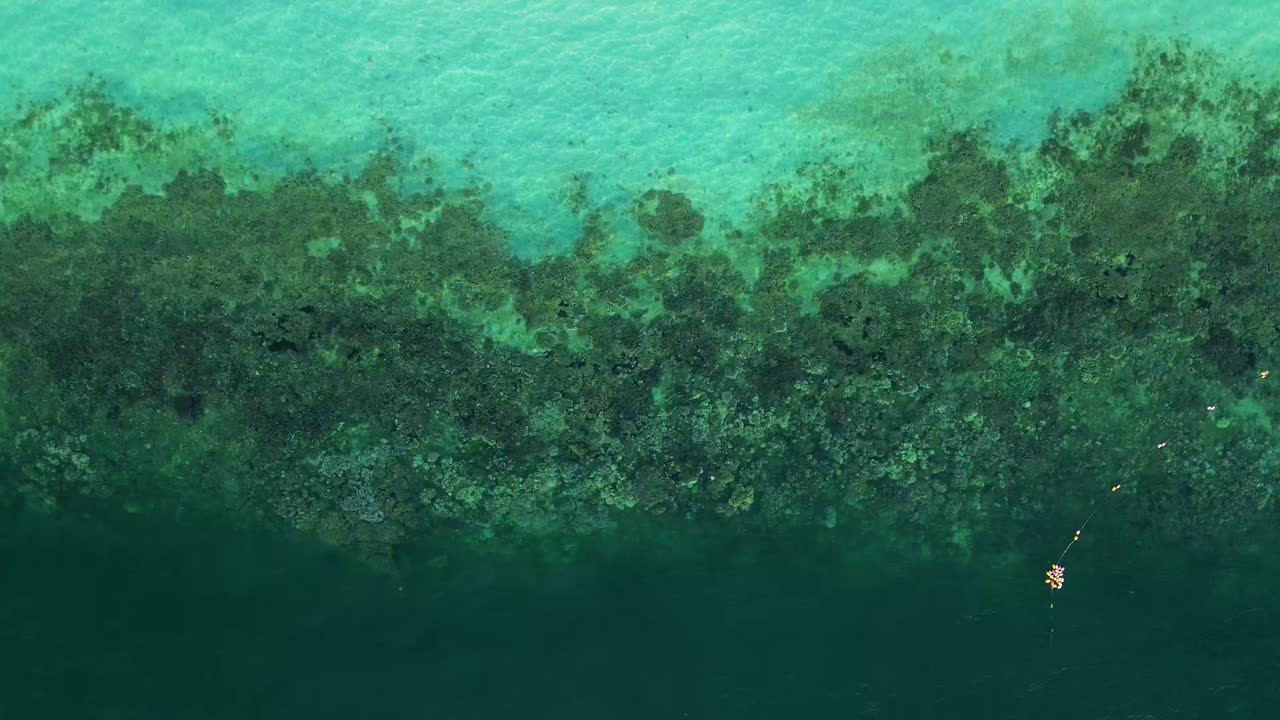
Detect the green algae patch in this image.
<box><xmin>1231</xmin><ymin>396</ymin><xmax>1274</xmax><ymax>432</ymax></box>
<box><xmin>787</xmin><ymin>253</ymin><xmax>916</xmax><ymax>314</ymax></box>
<box><xmin>307</xmin><ymin>235</ymin><xmax>343</xmax><ymax>258</ymax></box>
<box><xmin>443</xmin><ymin>288</ymin><xmax>540</xmax><ymax>354</ymax></box>
<box><xmin>865</xmin><ymin>256</ymin><xmax>911</xmax><ymax>286</ymax></box>
<box><xmin>789</xmin><ymin>255</ymin><xmax>863</xmax><ymax>313</ymax></box>
<box><xmin>982</xmin><ymin>260</ymin><xmax>1034</xmax><ymax>302</ymax></box>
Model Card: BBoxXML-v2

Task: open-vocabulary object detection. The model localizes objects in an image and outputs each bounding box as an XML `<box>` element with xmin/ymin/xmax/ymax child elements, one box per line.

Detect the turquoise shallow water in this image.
<box><xmin>4</xmin><ymin>1</ymin><xmax>1280</xmax><ymax>718</ymax></box>
<box><xmin>4</xmin><ymin>0</ymin><xmax>1278</xmax><ymax>250</ymax></box>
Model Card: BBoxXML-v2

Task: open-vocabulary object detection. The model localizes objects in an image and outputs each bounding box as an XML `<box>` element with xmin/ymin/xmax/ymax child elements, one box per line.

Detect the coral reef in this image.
<box><xmin>1</xmin><ymin>40</ymin><xmax>1277</xmax><ymax>566</ymax></box>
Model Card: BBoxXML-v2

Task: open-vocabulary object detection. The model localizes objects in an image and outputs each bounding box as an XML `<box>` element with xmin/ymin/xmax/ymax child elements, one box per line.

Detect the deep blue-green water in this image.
<box><xmin>4</xmin><ymin>498</ymin><xmax>1278</xmax><ymax>717</ymax></box>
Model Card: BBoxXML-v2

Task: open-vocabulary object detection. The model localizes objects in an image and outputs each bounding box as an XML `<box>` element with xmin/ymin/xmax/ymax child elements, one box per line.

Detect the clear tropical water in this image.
<box><xmin>3</xmin><ymin>1</ymin><xmax>1280</xmax><ymax>717</ymax></box>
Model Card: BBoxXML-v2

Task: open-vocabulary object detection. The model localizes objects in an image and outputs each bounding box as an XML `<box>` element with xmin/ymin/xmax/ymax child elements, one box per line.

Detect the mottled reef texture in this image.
<box><xmin>2</xmin><ymin>41</ymin><xmax>1278</xmax><ymax>567</ymax></box>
